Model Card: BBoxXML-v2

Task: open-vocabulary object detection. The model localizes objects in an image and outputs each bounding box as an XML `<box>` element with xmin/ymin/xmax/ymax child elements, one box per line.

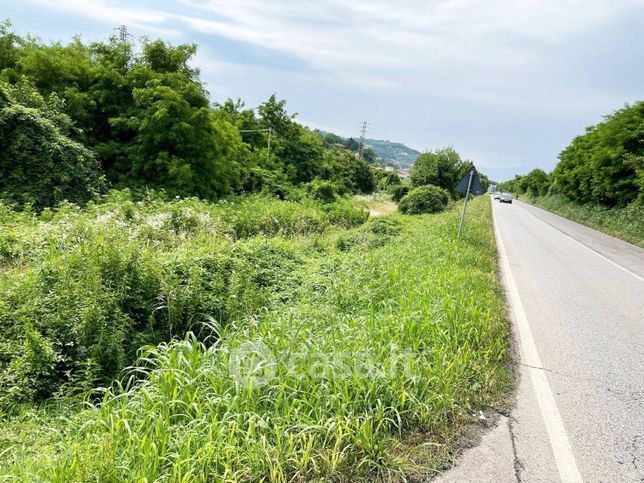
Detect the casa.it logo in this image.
<box><xmin>227</xmin><ymin>340</ymin><xmax>276</xmax><ymax>389</ymax></box>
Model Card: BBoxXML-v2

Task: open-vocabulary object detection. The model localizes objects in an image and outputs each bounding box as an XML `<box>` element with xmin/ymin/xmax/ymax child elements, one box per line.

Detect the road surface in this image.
<box><xmin>437</xmin><ymin>199</ymin><xmax>644</xmax><ymax>482</ymax></box>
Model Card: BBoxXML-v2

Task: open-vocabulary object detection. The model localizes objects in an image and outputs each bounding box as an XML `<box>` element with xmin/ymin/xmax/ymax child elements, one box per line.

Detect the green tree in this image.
<box><xmin>321</xmin><ymin>150</ymin><xmax>376</xmax><ymax>194</ymax></box>
<box><xmin>552</xmin><ymin>102</ymin><xmax>643</xmax><ymax>206</ymax></box>
<box><xmin>0</xmin><ymin>20</ymin><xmax>22</xmax><ymax>72</ymax></box>
<box><xmin>1</xmin><ymin>31</ymin><xmax>247</xmax><ymax>199</ymax></box>
<box><xmin>373</xmin><ymin>168</ymin><xmax>401</xmax><ymax>190</ymax></box>
<box><xmin>256</xmin><ymin>95</ymin><xmax>325</xmax><ymax>183</ymax></box>
<box><xmin>478</xmin><ymin>173</ymin><xmax>491</xmax><ymax>192</ymax></box>
<box><xmin>520</xmin><ymin>168</ymin><xmax>550</xmax><ymax>196</ymax></box>
<box><xmin>497</xmin><ymin>174</ymin><xmax>524</xmax><ymax>194</ymax></box>
<box><xmin>411</xmin><ymin>147</ymin><xmax>466</xmax><ymax>193</ymax></box>
<box><xmin>115</xmin><ymin>80</ymin><xmax>245</xmax><ymax>198</ymax></box>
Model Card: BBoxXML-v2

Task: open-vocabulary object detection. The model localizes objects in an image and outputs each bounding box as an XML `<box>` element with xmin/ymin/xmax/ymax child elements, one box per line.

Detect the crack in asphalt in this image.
<box><xmin>506</xmin><ymin>415</ymin><xmax>524</xmax><ymax>482</ymax></box>
<box><xmin>626</xmin><ymin>434</ymin><xmax>642</xmax><ymax>475</ymax></box>
<box><xmin>515</xmin><ymin>361</ymin><xmax>580</xmax><ymax>380</ymax></box>
<box><xmin>515</xmin><ymin>362</ymin><xmax>644</xmax><ymax>405</ymax></box>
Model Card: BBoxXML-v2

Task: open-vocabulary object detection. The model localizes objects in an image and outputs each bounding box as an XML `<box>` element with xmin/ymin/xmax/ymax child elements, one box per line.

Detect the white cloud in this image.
<box><xmin>24</xmin><ymin>0</ymin><xmax>643</xmax><ymax>103</ymax></box>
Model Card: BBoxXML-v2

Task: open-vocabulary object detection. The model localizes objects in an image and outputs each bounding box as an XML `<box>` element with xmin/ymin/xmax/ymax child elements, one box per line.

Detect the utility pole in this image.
<box><xmin>238</xmin><ymin>127</ymin><xmax>272</xmax><ymax>161</ymax></box>
<box><xmin>457</xmin><ymin>169</ymin><xmax>475</xmax><ymax>240</ymax></box>
<box><xmin>357</xmin><ymin>121</ymin><xmax>368</xmax><ymax>159</ymax></box>
<box><xmin>114</xmin><ymin>25</ymin><xmax>130</xmax><ymax>42</ymax></box>
<box><xmin>267</xmin><ymin>127</ymin><xmax>272</xmax><ymax>161</ymax></box>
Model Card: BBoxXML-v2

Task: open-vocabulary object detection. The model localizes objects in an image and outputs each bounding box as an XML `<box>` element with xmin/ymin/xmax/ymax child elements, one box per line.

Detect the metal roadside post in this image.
<box><xmin>457</xmin><ymin>169</ymin><xmax>474</xmax><ymax>240</ymax></box>
<box><xmin>455</xmin><ymin>166</ymin><xmax>482</xmax><ymax>240</ymax></box>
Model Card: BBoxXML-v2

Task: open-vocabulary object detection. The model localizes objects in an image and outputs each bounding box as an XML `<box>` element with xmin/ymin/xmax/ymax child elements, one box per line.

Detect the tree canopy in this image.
<box><xmin>500</xmin><ymin>102</ymin><xmax>643</xmax><ymax>206</ymax></box>
<box><xmin>0</xmin><ymin>22</ymin><xmax>380</xmax><ymax>207</ymax></box>
<box><xmin>552</xmin><ymin>102</ymin><xmax>643</xmax><ymax>206</ymax></box>
<box><xmin>410</xmin><ymin>147</ymin><xmax>467</xmax><ymax>193</ymax></box>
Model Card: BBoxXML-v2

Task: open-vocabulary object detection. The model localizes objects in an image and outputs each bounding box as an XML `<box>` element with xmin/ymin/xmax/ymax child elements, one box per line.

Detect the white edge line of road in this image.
<box><xmin>492</xmin><ymin>202</ymin><xmax>583</xmax><ymax>483</ymax></box>
<box><xmin>518</xmin><ymin>202</ymin><xmax>644</xmax><ymax>283</ymax></box>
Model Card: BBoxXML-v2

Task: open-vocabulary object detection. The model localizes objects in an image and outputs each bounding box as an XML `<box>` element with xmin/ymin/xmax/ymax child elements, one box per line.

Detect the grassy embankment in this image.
<box><xmin>0</xmin><ymin>193</ymin><xmax>509</xmax><ymax>481</ymax></box>
<box><xmin>522</xmin><ymin>194</ymin><xmax>644</xmax><ymax>248</ymax></box>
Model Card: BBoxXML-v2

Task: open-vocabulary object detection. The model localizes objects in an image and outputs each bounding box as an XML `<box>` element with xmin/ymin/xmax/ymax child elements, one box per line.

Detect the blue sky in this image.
<box><xmin>2</xmin><ymin>0</ymin><xmax>643</xmax><ymax>181</ymax></box>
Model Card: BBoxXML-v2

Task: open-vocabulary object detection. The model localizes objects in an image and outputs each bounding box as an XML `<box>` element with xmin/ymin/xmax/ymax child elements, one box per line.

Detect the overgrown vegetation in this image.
<box><xmin>522</xmin><ymin>194</ymin><xmax>644</xmax><ymax>248</ymax></box>
<box><xmin>498</xmin><ymin>102</ymin><xmax>643</xmax><ymax>207</ymax></box>
<box><xmin>0</xmin><ymin>19</ymin><xmax>506</xmax><ymax>481</ymax></box>
<box><xmin>0</xmin><ymin>190</ymin><xmax>367</xmax><ymax>404</ymax></box>
<box><xmin>0</xmin><ymin>82</ymin><xmax>104</xmax><ymax>208</ymax></box>
<box><xmin>0</xmin><ymin>20</ymin><xmax>381</xmax><ymax>208</ymax></box>
<box><xmin>0</xmin><ymin>196</ymin><xmax>509</xmax><ymax>481</ymax></box>
<box><xmin>412</xmin><ymin>147</ymin><xmax>490</xmax><ymax>195</ymax></box>
<box><xmin>399</xmin><ymin>185</ymin><xmax>450</xmax><ymax>214</ymax></box>
<box><xmin>498</xmin><ymin>101</ymin><xmax>642</xmax><ymax>242</ymax></box>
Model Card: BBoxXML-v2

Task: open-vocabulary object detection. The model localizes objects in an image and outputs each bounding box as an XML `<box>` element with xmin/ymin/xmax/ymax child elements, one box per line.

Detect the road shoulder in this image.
<box><xmin>518</xmin><ymin>201</ymin><xmax>644</xmax><ymax>280</ymax></box>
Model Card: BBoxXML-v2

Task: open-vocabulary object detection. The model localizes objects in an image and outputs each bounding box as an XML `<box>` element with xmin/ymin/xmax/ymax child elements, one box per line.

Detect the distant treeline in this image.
<box><xmin>0</xmin><ymin>20</ymin><xmax>386</xmax><ymax>209</ymax></box>
<box><xmin>319</xmin><ymin>132</ymin><xmax>422</xmax><ymax>169</ymax></box>
<box><xmin>498</xmin><ymin>102</ymin><xmax>643</xmax><ymax>206</ymax></box>
<box><xmin>319</xmin><ymin>131</ymin><xmax>379</xmax><ymax>163</ymax></box>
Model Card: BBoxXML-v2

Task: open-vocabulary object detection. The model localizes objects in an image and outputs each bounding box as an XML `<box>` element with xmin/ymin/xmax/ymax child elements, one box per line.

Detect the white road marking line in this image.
<box><xmin>519</xmin><ymin>203</ymin><xmax>644</xmax><ymax>283</ymax></box>
<box><xmin>492</xmin><ymin>204</ymin><xmax>583</xmax><ymax>483</ymax></box>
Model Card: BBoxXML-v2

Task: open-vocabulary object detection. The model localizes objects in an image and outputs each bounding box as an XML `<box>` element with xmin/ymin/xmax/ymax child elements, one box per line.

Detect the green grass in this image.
<box><xmin>522</xmin><ymin>194</ymin><xmax>644</xmax><ymax>248</ymax></box>
<box><xmin>0</xmin><ymin>190</ymin><xmax>368</xmax><ymax>405</ymax></box>
<box><xmin>0</xmin><ymin>195</ymin><xmax>510</xmax><ymax>481</ymax></box>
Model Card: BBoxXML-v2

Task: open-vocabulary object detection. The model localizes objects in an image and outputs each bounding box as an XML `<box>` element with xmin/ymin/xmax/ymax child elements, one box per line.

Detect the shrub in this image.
<box><xmin>307</xmin><ymin>179</ymin><xmax>338</xmax><ymax>203</ymax></box>
<box><xmin>0</xmin><ymin>82</ymin><xmax>104</xmax><ymax>209</ymax></box>
<box><xmin>0</xmin><ymin>232</ymin><xmax>304</xmax><ymax>404</ymax></box>
<box><xmin>322</xmin><ymin>199</ymin><xmax>369</xmax><ymax>227</ymax></box>
<box><xmin>376</xmin><ymin>170</ymin><xmax>401</xmax><ymax>190</ymax></box>
<box><xmin>240</xmin><ymin>166</ymin><xmax>294</xmax><ymax>200</ymax></box>
<box><xmin>552</xmin><ymin>101</ymin><xmax>643</xmax><ymax>206</ymax></box>
<box><xmin>336</xmin><ymin>216</ymin><xmax>403</xmax><ymax>251</ymax></box>
<box><xmin>0</xmin><ymin>191</ymin><xmax>371</xmax><ymax>404</ymax></box>
<box><xmin>390</xmin><ymin>184</ymin><xmax>410</xmax><ymax>202</ymax></box>
<box><xmin>398</xmin><ymin>185</ymin><xmax>450</xmax><ymax>214</ymax></box>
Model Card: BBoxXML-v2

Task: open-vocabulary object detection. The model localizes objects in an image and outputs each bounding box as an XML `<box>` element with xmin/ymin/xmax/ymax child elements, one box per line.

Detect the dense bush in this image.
<box><xmin>411</xmin><ymin>147</ymin><xmax>466</xmax><ymax>192</ymax></box>
<box><xmin>501</xmin><ymin>101</ymin><xmax>643</xmax><ymax>207</ymax></box>
<box><xmin>0</xmin><ymin>191</ymin><xmax>368</xmax><ymax>404</ymax></box>
<box><xmin>307</xmin><ymin>179</ymin><xmax>338</xmax><ymax>202</ymax></box>
<box><xmin>390</xmin><ymin>183</ymin><xmax>410</xmax><ymax>202</ymax></box>
<box><xmin>320</xmin><ymin>150</ymin><xmax>376</xmax><ymax>194</ymax></box>
<box><xmin>398</xmin><ymin>185</ymin><xmax>450</xmax><ymax>214</ymax></box>
<box><xmin>374</xmin><ymin>169</ymin><xmax>401</xmax><ymax>190</ymax></box>
<box><xmin>552</xmin><ymin>102</ymin><xmax>643</xmax><ymax>206</ymax></box>
<box><xmin>336</xmin><ymin>216</ymin><xmax>403</xmax><ymax>251</ymax></box>
<box><xmin>498</xmin><ymin>168</ymin><xmax>550</xmax><ymax>197</ymax></box>
<box><xmin>0</xmin><ymin>82</ymin><xmax>104</xmax><ymax>208</ymax></box>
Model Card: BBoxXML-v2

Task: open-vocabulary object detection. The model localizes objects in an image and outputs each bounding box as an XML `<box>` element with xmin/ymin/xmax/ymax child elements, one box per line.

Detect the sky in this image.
<box><xmin>2</xmin><ymin>0</ymin><xmax>643</xmax><ymax>181</ymax></box>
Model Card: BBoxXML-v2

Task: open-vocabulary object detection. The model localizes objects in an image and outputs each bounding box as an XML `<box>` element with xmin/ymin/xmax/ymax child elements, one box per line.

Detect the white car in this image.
<box><xmin>493</xmin><ymin>192</ymin><xmax>501</xmax><ymax>200</ymax></box>
<box><xmin>499</xmin><ymin>193</ymin><xmax>513</xmax><ymax>204</ymax></box>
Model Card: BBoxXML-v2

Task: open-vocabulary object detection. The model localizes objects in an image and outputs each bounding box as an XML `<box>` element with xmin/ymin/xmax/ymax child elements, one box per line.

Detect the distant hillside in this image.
<box><xmin>363</xmin><ymin>139</ymin><xmax>421</xmax><ymax>168</ymax></box>
<box><xmin>318</xmin><ymin>131</ymin><xmax>421</xmax><ymax>169</ymax></box>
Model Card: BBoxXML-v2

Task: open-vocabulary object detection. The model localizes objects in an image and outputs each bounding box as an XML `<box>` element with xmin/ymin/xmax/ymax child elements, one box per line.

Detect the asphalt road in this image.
<box><xmin>436</xmin><ymin>199</ymin><xmax>644</xmax><ymax>482</ymax></box>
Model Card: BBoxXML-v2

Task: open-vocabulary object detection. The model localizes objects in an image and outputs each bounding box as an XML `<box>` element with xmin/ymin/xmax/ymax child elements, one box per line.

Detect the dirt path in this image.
<box><xmin>368</xmin><ymin>199</ymin><xmax>398</xmax><ymax>217</ymax></box>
